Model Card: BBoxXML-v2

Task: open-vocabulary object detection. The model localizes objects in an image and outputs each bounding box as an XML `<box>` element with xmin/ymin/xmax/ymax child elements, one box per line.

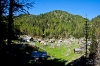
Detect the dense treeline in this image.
<box><xmin>89</xmin><ymin>15</ymin><xmax>100</xmax><ymax>55</ymax></box>
<box><xmin>91</xmin><ymin>15</ymin><xmax>100</xmax><ymax>39</ymax></box>
<box><xmin>1</xmin><ymin>10</ymin><xmax>100</xmax><ymax>40</ymax></box>
<box><xmin>14</xmin><ymin>10</ymin><xmax>90</xmax><ymax>39</ymax></box>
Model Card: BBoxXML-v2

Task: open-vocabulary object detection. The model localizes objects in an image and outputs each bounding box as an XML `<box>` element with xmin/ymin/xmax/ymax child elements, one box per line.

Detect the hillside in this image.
<box><xmin>14</xmin><ymin>10</ymin><xmax>90</xmax><ymax>39</ymax></box>
<box><xmin>91</xmin><ymin>15</ymin><xmax>100</xmax><ymax>39</ymax></box>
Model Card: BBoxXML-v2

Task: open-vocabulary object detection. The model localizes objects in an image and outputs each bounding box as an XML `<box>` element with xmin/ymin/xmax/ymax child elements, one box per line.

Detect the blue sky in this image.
<box><xmin>28</xmin><ymin>0</ymin><xmax>100</xmax><ymax>20</ymax></box>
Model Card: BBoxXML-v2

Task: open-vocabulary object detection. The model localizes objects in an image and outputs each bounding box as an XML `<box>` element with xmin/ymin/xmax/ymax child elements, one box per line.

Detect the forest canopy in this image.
<box><xmin>13</xmin><ymin>10</ymin><xmax>100</xmax><ymax>39</ymax></box>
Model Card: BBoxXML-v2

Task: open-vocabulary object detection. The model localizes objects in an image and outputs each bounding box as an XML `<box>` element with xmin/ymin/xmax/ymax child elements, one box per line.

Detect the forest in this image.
<box><xmin>13</xmin><ymin>10</ymin><xmax>100</xmax><ymax>39</ymax></box>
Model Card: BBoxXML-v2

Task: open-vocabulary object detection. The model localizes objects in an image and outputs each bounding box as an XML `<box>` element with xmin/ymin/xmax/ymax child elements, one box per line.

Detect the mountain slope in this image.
<box><xmin>14</xmin><ymin>10</ymin><xmax>95</xmax><ymax>39</ymax></box>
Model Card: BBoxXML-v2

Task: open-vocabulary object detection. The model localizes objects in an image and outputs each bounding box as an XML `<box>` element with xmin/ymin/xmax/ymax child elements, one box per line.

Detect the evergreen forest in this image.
<box><xmin>12</xmin><ymin>10</ymin><xmax>100</xmax><ymax>39</ymax></box>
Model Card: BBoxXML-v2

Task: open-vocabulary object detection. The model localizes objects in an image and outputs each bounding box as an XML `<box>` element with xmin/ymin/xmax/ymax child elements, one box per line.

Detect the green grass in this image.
<box><xmin>31</xmin><ymin>41</ymin><xmax>84</xmax><ymax>64</ymax></box>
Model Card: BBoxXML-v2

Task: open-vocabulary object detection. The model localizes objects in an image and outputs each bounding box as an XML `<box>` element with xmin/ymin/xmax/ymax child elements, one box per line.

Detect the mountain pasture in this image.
<box><xmin>31</xmin><ymin>39</ymin><xmax>85</xmax><ymax>64</ymax></box>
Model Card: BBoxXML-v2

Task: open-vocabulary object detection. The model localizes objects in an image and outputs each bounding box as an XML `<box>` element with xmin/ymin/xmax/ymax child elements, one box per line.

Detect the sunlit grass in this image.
<box><xmin>32</xmin><ymin>41</ymin><xmax>84</xmax><ymax>64</ymax></box>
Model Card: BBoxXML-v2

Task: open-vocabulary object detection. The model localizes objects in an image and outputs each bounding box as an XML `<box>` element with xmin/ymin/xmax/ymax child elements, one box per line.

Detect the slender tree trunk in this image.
<box><xmin>0</xmin><ymin>0</ymin><xmax>1</xmax><ymax>28</ymax></box>
<box><xmin>0</xmin><ymin>1</ymin><xmax>1</xmax><ymax>43</ymax></box>
<box><xmin>0</xmin><ymin>0</ymin><xmax>1</xmax><ymax>18</ymax></box>
<box><xmin>8</xmin><ymin>0</ymin><xmax>13</xmax><ymax>45</ymax></box>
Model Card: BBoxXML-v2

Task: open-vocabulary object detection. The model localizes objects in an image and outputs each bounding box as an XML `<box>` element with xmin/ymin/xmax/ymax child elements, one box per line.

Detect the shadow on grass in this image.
<box><xmin>66</xmin><ymin>55</ymin><xmax>86</xmax><ymax>66</ymax></box>
<box><xmin>0</xmin><ymin>44</ymin><xmax>67</xmax><ymax>66</ymax></box>
<box><xmin>1</xmin><ymin>44</ymin><xmax>94</xmax><ymax>66</ymax></box>
<box><xmin>29</xmin><ymin>58</ymin><xmax>68</xmax><ymax>66</ymax></box>
<box><xmin>66</xmin><ymin>55</ymin><xmax>95</xmax><ymax>66</ymax></box>
<box><xmin>0</xmin><ymin>44</ymin><xmax>38</xmax><ymax>65</ymax></box>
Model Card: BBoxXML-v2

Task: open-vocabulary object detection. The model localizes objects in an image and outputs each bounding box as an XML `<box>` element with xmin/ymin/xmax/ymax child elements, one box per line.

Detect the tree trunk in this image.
<box><xmin>8</xmin><ymin>0</ymin><xmax>13</xmax><ymax>45</ymax></box>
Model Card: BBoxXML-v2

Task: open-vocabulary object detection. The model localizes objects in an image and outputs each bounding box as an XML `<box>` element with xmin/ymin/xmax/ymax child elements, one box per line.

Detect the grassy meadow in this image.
<box><xmin>33</xmin><ymin>41</ymin><xmax>85</xmax><ymax>64</ymax></box>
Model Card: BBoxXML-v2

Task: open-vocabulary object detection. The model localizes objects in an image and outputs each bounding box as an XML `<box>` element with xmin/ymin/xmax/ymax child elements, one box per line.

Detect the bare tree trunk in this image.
<box><xmin>8</xmin><ymin>0</ymin><xmax>13</xmax><ymax>45</ymax></box>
